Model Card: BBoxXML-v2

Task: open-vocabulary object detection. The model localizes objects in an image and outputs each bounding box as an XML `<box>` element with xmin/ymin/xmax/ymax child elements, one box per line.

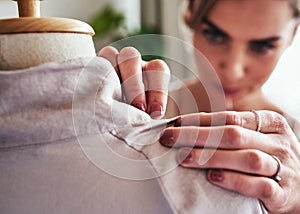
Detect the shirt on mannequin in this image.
<box><xmin>0</xmin><ymin>57</ymin><xmax>267</xmax><ymax>214</ymax></box>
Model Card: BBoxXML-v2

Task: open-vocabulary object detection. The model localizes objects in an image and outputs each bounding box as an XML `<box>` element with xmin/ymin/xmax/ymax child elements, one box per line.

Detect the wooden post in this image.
<box><xmin>14</xmin><ymin>0</ymin><xmax>41</xmax><ymax>18</ymax></box>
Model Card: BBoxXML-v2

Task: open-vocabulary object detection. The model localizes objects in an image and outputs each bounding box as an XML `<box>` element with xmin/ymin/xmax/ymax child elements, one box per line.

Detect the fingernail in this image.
<box><xmin>149</xmin><ymin>104</ymin><xmax>163</xmax><ymax>118</ymax></box>
<box><xmin>133</xmin><ymin>103</ymin><xmax>146</xmax><ymax>112</ymax></box>
<box><xmin>208</xmin><ymin>170</ymin><xmax>224</xmax><ymax>182</ymax></box>
<box><xmin>175</xmin><ymin>116</ymin><xmax>182</xmax><ymax>127</ymax></box>
<box><xmin>177</xmin><ymin>148</ymin><xmax>193</xmax><ymax>164</ymax></box>
<box><xmin>159</xmin><ymin>130</ymin><xmax>174</xmax><ymax>146</ymax></box>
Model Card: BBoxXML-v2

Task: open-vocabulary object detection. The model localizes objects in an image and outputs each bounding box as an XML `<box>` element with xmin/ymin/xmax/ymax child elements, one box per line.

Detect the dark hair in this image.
<box><xmin>184</xmin><ymin>0</ymin><xmax>217</xmax><ymax>29</ymax></box>
<box><xmin>185</xmin><ymin>0</ymin><xmax>300</xmax><ymax>29</ymax></box>
<box><xmin>289</xmin><ymin>0</ymin><xmax>300</xmax><ymax>18</ymax></box>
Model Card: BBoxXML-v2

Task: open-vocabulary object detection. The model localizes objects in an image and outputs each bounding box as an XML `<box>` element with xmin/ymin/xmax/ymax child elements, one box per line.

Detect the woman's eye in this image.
<box><xmin>202</xmin><ymin>29</ymin><xmax>226</xmax><ymax>44</ymax></box>
<box><xmin>250</xmin><ymin>42</ymin><xmax>275</xmax><ymax>54</ymax></box>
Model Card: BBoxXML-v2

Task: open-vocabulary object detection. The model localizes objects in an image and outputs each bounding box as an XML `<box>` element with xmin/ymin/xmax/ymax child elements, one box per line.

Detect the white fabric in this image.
<box><xmin>0</xmin><ymin>57</ymin><xmax>267</xmax><ymax>213</ymax></box>
<box><xmin>0</xmin><ymin>33</ymin><xmax>96</xmax><ymax>70</ymax></box>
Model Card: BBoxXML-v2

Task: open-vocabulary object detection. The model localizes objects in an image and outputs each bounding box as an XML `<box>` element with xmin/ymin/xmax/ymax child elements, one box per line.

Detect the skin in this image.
<box><xmin>191</xmin><ymin>0</ymin><xmax>296</xmax><ymax>111</ymax></box>
<box><xmin>98</xmin><ymin>46</ymin><xmax>170</xmax><ymax>119</ymax></box>
<box><xmin>99</xmin><ymin>0</ymin><xmax>300</xmax><ymax>213</ymax></box>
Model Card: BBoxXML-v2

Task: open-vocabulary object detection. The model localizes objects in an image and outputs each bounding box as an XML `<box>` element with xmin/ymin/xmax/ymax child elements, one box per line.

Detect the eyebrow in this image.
<box><xmin>202</xmin><ymin>18</ymin><xmax>229</xmax><ymax>37</ymax></box>
<box><xmin>202</xmin><ymin>18</ymin><xmax>282</xmax><ymax>43</ymax></box>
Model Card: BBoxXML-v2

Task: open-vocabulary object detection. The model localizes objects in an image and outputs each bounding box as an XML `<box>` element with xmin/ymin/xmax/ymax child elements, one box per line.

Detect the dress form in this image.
<box><xmin>0</xmin><ymin>0</ymin><xmax>96</xmax><ymax>70</ymax></box>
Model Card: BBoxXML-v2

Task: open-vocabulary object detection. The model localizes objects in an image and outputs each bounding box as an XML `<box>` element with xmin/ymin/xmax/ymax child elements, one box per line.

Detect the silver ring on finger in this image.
<box><xmin>270</xmin><ymin>155</ymin><xmax>282</xmax><ymax>183</ymax></box>
<box><xmin>251</xmin><ymin>110</ymin><xmax>262</xmax><ymax>132</ymax></box>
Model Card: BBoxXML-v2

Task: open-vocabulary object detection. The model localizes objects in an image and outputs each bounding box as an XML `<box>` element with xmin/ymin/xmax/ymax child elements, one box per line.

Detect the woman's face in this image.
<box><xmin>192</xmin><ymin>0</ymin><xmax>296</xmax><ymax>109</ymax></box>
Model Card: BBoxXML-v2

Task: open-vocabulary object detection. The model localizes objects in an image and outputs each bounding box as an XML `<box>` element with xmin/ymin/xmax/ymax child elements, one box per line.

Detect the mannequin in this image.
<box><xmin>0</xmin><ymin>0</ymin><xmax>96</xmax><ymax>70</ymax></box>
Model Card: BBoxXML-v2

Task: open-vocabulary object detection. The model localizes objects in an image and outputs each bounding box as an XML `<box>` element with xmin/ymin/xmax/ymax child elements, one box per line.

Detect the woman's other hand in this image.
<box><xmin>160</xmin><ymin>110</ymin><xmax>300</xmax><ymax>214</ymax></box>
<box><xmin>98</xmin><ymin>46</ymin><xmax>170</xmax><ymax>119</ymax></box>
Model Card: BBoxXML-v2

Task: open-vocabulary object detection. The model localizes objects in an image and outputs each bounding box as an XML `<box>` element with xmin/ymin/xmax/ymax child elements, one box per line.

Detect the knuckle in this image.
<box><xmin>226</xmin><ymin>111</ymin><xmax>244</xmax><ymax>126</ymax></box>
<box><xmin>245</xmin><ymin>150</ymin><xmax>263</xmax><ymax>172</ymax></box>
<box><xmin>118</xmin><ymin>47</ymin><xmax>141</xmax><ymax>62</ymax></box>
<box><xmin>146</xmin><ymin>59</ymin><xmax>170</xmax><ymax>74</ymax></box>
<box><xmin>148</xmin><ymin>90</ymin><xmax>167</xmax><ymax>99</ymax></box>
<box><xmin>225</xmin><ymin>111</ymin><xmax>252</xmax><ymax>131</ymax></box>
<box><xmin>274</xmin><ymin>142</ymin><xmax>291</xmax><ymax>161</ymax></box>
<box><xmin>98</xmin><ymin>46</ymin><xmax>119</xmax><ymax>70</ymax></box>
<box><xmin>223</xmin><ymin>126</ymin><xmax>244</xmax><ymax>148</ymax></box>
<box><xmin>98</xmin><ymin>46</ymin><xmax>118</xmax><ymax>57</ymax></box>
<box><xmin>260</xmin><ymin>181</ymin><xmax>276</xmax><ymax>200</ymax></box>
<box><xmin>144</xmin><ymin>60</ymin><xmax>170</xmax><ymax>93</ymax></box>
<box><xmin>269</xmin><ymin>111</ymin><xmax>289</xmax><ymax>132</ymax></box>
<box><xmin>232</xmin><ymin>175</ymin><xmax>247</xmax><ymax>191</ymax></box>
<box><xmin>119</xmin><ymin>46</ymin><xmax>140</xmax><ymax>55</ymax></box>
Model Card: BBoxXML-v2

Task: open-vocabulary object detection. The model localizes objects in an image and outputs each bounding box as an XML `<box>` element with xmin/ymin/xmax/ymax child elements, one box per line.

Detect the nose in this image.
<box><xmin>218</xmin><ymin>45</ymin><xmax>247</xmax><ymax>82</ymax></box>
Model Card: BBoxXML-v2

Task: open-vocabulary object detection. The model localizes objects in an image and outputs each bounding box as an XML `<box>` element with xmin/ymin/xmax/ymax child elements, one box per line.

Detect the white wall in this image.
<box><xmin>263</xmin><ymin>27</ymin><xmax>300</xmax><ymax>119</ymax></box>
<box><xmin>0</xmin><ymin>0</ymin><xmax>140</xmax><ymax>31</ymax></box>
<box><xmin>0</xmin><ymin>1</ymin><xmax>18</xmax><ymax>18</ymax></box>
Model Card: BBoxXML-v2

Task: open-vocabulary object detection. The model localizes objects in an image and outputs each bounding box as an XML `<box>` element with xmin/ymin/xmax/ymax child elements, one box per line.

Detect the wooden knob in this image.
<box><xmin>0</xmin><ymin>0</ymin><xmax>95</xmax><ymax>35</ymax></box>
<box><xmin>14</xmin><ymin>0</ymin><xmax>41</xmax><ymax>18</ymax></box>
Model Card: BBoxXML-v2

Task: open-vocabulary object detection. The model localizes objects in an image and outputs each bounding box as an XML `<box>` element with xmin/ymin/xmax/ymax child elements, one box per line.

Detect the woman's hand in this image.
<box><xmin>160</xmin><ymin>110</ymin><xmax>300</xmax><ymax>214</ymax></box>
<box><xmin>98</xmin><ymin>46</ymin><xmax>170</xmax><ymax>119</ymax></box>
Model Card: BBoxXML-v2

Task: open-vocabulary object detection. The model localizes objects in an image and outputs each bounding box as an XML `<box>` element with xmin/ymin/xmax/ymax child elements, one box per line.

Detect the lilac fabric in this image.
<box><xmin>0</xmin><ymin>57</ymin><xmax>267</xmax><ymax>214</ymax></box>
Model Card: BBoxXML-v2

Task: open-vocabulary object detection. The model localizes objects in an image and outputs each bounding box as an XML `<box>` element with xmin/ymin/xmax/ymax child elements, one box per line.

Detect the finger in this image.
<box><xmin>255</xmin><ymin>110</ymin><xmax>290</xmax><ymax>134</ymax></box>
<box><xmin>207</xmin><ymin>169</ymin><xmax>285</xmax><ymax>213</ymax></box>
<box><xmin>160</xmin><ymin>124</ymin><xmax>293</xmax><ymax>162</ymax></box>
<box><xmin>176</xmin><ymin>110</ymin><xmax>290</xmax><ymax>134</ymax></box>
<box><xmin>143</xmin><ymin>59</ymin><xmax>170</xmax><ymax>119</ymax></box>
<box><xmin>98</xmin><ymin>46</ymin><xmax>120</xmax><ymax>76</ymax></box>
<box><xmin>117</xmin><ymin>47</ymin><xmax>147</xmax><ymax>112</ymax></box>
<box><xmin>177</xmin><ymin>148</ymin><xmax>279</xmax><ymax>177</ymax></box>
<box><xmin>159</xmin><ymin>125</ymin><xmax>268</xmax><ymax>150</ymax></box>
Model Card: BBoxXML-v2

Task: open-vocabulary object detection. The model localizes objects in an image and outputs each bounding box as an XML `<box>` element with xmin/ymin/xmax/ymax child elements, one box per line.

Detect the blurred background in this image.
<box><xmin>0</xmin><ymin>0</ymin><xmax>299</xmax><ymax>119</ymax></box>
<box><xmin>0</xmin><ymin>0</ymin><xmax>182</xmax><ymax>48</ymax></box>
